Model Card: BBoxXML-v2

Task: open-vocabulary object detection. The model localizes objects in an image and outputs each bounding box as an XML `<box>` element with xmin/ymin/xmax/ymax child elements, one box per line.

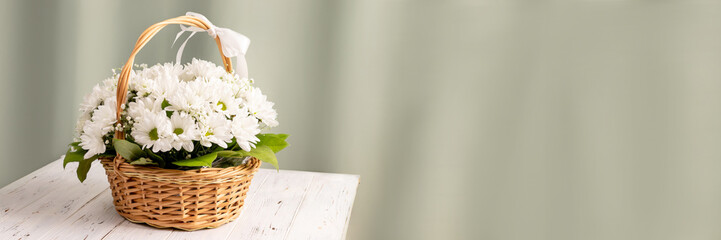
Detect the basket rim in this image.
<box><xmin>100</xmin><ymin>156</ymin><xmax>261</xmax><ymax>184</ymax></box>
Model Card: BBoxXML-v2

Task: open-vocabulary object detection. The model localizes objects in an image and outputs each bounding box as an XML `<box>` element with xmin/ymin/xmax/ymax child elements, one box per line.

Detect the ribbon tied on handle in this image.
<box><xmin>173</xmin><ymin>12</ymin><xmax>251</xmax><ymax>78</ymax></box>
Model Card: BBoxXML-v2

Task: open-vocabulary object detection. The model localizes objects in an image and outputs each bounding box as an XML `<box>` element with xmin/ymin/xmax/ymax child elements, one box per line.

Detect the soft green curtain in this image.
<box><xmin>4</xmin><ymin>1</ymin><xmax>721</xmax><ymax>239</ymax></box>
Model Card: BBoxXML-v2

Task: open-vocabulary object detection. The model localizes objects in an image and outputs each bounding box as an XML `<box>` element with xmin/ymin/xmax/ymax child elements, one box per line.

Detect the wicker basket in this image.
<box><xmin>103</xmin><ymin>15</ymin><xmax>261</xmax><ymax>231</ymax></box>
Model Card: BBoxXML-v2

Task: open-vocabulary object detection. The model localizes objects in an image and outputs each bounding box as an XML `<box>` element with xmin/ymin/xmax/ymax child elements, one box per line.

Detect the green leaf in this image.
<box><xmin>251</xmin><ymin>145</ymin><xmax>279</xmax><ymax>169</ymax></box>
<box><xmin>113</xmin><ymin>139</ymin><xmax>146</xmax><ymax>161</ymax></box>
<box><xmin>212</xmin><ymin>157</ymin><xmax>249</xmax><ymax>168</ymax></box>
<box><xmin>144</xmin><ymin>149</ymin><xmax>165</xmax><ymax>168</ymax></box>
<box><xmin>162</xmin><ymin>99</ymin><xmax>175</xmax><ymax>117</ymax></box>
<box><xmin>226</xmin><ymin>139</ymin><xmax>238</xmax><ymax>151</ymax></box>
<box><xmin>249</xmin><ymin>145</ymin><xmax>279</xmax><ymax>170</ymax></box>
<box><xmin>256</xmin><ymin>134</ymin><xmax>289</xmax><ymax>153</ymax></box>
<box><xmin>172</xmin><ymin>152</ymin><xmax>218</xmax><ymax>167</ymax></box>
<box><xmin>129</xmin><ymin>157</ymin><xmax>158</xmax><ymax>166</ymax></box>
<box><xmin>161</xmin><ymin>99</ymin><xmax>171</xmax><ymax>109</ymax></box>
<box><xmin>64</xmin><ymin>142</ymin><xmax>108</xmax><ymax>182</ymax></box>
<box><xmin>97</xmin><ymin>154</ymin><xmax>116</xmax><ymax>159</ymax></box>
<box><xmin>76</xmin><ymin>156</ymin><xmax>98</xmax><ymax>182</ymax></box>
<box><xmin>216</xmin><ymin>150</ymin><xmax>243</xmax><ymax>158</ymax></box>
<box><xmin>215</xmin><ymin>146</ymin><xmax>279</xmax><ymax>170</ymax></box>
<box><xmin>63</xmin><ymin>142</ymin><xmax>85</xmax><ymax>168</ymax></box>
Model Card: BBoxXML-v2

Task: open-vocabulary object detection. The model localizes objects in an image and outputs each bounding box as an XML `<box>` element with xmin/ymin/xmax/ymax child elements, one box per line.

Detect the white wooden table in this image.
<box><xmin>0</xmin><ymin>157</ymin><xmax>359</xmax><ymax>240</ymax></box>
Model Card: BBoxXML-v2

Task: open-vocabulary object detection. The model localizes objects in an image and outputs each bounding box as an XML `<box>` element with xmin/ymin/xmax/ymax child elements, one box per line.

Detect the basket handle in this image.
<box><xmin>114</xmin><ymin>15</ymin><xmax>233</xmax><ymax>139</ymax></box>
<box><xmin>111</xmin><ymin>15</ymin><xmax>235</xmax><ymax>177</ymax></box>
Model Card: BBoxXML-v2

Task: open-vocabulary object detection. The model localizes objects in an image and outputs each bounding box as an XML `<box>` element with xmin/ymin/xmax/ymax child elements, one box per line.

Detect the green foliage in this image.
<box><xmin>144</xmin><ymin>149</ymin><xmax>165</xmax><ymax>168</ymax></box>
<box><xmin>256</xmin><ymin>134</ymin><xmax>289</xmax><ymax>153</ymax></box>
<box><xmin>172</xmin><ymin>152</ymin><xmax>218</xmax><ymax>167</ymax></box>
<box><xmin>76</xmin><ymin>156</ymin><xmax>97</xmax><ymax>182</ymax></box>
<box><xmin>212</xmin><ymin>157</ymin><xmax>248</xmax><ymax>168</ymax></box>
<box><xmin>65</xmin><ymin>134</ymin><xmax>289</xmax><ymax>182</ymax></box>
<box><xmin>216</xmin><ymin>134</ymin><xmax>289</xmax><ymax>170</ymax></box>
<box><xmin>129</xmin><ymin>157</ymin><xmax>158</xmax><ymax>166</ymax></box>
<box><xmin>63</xmin><ymin>142</ymin><xmax>84</xmax><ymax>169</ymax></box>
<box><xmin>63</xmin><ymin>142</ymin><xmax>91</xmax><ymax>182</ymax></box>
<box><xmin>246</xmin><ymin>145</ymin><xmax>279</xmax><ymax>170</ymax></box>
<box><xmin>113</xmin><ymin>139</ymin><xmax>146</xmax><ymax>161</ymax></box>
<box><xmin>161</xmin><ymin>99</ymin><xmax>171</xmax><ymax>109</ymax></box>
<box><xmin>216</xmin><ymin>146</ymin><xmax>277</xmax><ymax>169</ymax></box>
<box><xmin>163</xmin><ymin>99</ymin><xmax>173</xmax><ymax>117</ymax></box>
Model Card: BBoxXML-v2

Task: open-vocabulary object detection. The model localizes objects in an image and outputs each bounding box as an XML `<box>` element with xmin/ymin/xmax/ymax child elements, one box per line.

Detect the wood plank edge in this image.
<box><xmin>1</xmin><ymin>158</ymin><xmax>63</xmax><ymax>192</ymax></box>
<box><xmin>342</xmin><ymin>176</ymin><xmax>361</xmax><ymax>240</ymax></box>
<box><xmin>258</xmin><ymin>168</ymin><xmax>360</xmax><ymax>179</ymax></box>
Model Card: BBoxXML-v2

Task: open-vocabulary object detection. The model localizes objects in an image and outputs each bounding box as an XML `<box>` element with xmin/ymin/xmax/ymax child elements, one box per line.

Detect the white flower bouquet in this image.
<box><xmin>64</xmin><ymin>59</ymin><xmax>287</xmax><ymax>181</ymax></box>
<box><xmin>60</xmin><ymin>13</ymin><xmax>287</xmax><ymax>230</ymax></box>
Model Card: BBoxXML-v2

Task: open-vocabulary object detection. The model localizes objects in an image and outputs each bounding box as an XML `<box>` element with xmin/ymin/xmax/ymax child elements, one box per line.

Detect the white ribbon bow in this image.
<box><xmin>173</xmin><ymin>12</ymin><xmax>251</xmax><ymax>78</ymax></box>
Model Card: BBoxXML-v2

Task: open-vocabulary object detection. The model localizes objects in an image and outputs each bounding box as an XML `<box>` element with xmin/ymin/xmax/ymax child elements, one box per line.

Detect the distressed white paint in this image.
<box><xmin>226</xmin><ymin>170</ymin><xmax>316</xmax><ymax>239</ymax></box>
<box><xmin>0</xmin><ymin>160</ymin><xmax>72</xmax><ymax>219</ymax></box>
<box><xmin>0</xmin><ymin>161</ymin><xmax>109</xmax><ymax>240</ymax></box>
<box><xmin>40</xmin><ymin>189</ymin><xmax>126</xmax><ymax>240</ymax></box>
<box><xmin>284</xmin><ymin>172</ymin><xmax>360</xmax><ymax>240</ymax></box>
<box><xmin>0</xmin><ymin>158</ymin><xmax>359</xmax><ymax>240</ymax></box>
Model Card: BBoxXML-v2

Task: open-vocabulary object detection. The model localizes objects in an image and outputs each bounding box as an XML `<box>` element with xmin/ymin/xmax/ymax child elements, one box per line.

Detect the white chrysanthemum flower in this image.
<box><xmin>183</xmin><ymin>58</ymin><xmax>226</xmax><ymax>81</ymax></box>
<box><xmin>199</xmin><ymin>113</ymin><xmax>233</xmax><ymax>148</ymax></box>
<box><xmin>75</xmin><ymin>59</ymin><xmax>280</xmax><ymax>158</ymax></box>
<box><xmin>149</xmin><ymin>74</ymin><xmax>179</xmax><ymax>100</ymax></box>
<box><xmin>130</xmin><ymin>76</ymin><xmax>156</xmax><ymax>97</ymax></box>
<box><xmin>169</xmin><ymin>111</ymin><xmax>198</xmax><ymax>151</ymax></box>
<box><xmin>188</xmin><ymin>79</ymin><xmax>219</xmax><ymax>105</ymax></box>
<box><xmin>100</xmin><ymin>77</ymin><xmax>118</xmax><ymax>92</ymax></box>
<box><xmin>231</xmin><ymin>112</ymin><xmax>261</xmax><ymax>151</ymax></box>
<box><xmin>127</xmin><ymin>97</ymin><xmax>164</xmax><ymax>119</ymax></box>
<box><xmin>165</xmin><ymin>82</ymin><xmax>205</xmax><ymax>114</ymax></box>
<box><xmin>132</xmin><ymin>111</ymin><xmax>173</xmax><ymax>152</ymax></box>
<box><xmin>217</xmin><ymin>96</ymin><xmax>242</xmax><ymax>117</ymax></box>
<box><xmin>80</xmin><ymin>121</ymin><xmax>107</xmax><ymax>159</ymax></box>
<box><xmin>90</xmin><ymin>98</ymin><xmax>117</xmax><ymax>134</ymax></box>
<box><xmin>75</xmin><ymin>112</ymin><xmax>91</xmax><ymax>137</ymax></box>
<box><xmin>80</xmin><ymin>85</ymin><xmax>110</xmax><ymax>113</ymax></box>
<box><xmin>206</xmin><ymin>80</ymin><xmax>242</xmax><ymax>117</ymax></box>
<box><xmin>140</xmin><ymin>63</ymin><xmax>184</xmax><ymax>81</ymax></box>
<box><xmin>231</xmin><ymin>78</ymin><xmax>252</xmax><ymax>98</ymax></box>
<box><xmin>244</xmin><ymin>87</ymin><xmax>279</xmax><ymax>127</ymax></box>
